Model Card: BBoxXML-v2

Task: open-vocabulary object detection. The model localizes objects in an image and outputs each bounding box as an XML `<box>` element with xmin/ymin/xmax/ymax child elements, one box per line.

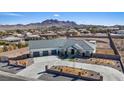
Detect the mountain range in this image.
<box><xmin>0</xmin><ymin>19</ymin><xmax>124</xmax><ymax>30</ymax></box>
<box><xmin>0</xmin><ymin>19</ymin><xmax>78</xmax><ymax>30</ymax></box>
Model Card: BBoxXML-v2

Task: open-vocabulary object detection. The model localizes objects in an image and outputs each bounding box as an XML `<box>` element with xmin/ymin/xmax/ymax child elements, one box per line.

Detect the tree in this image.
<box><xmin>16</xmin><ymin>29</ymin><xmax>22</xmax><ymax>34</ymax></box>
<box><xmin>3</xmin><ymin>46</ymin><xmax>8</xmax><ymax>52</ymax></box>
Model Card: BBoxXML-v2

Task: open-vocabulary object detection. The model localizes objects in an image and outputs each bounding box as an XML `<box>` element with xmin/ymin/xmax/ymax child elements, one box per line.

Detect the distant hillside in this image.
<box><xmin>0</xmin><ymin>19</ymin><xmax>78</xmax><ymax>30</ymax></box>
<box><xmin>40</xmin><ymin>19</ymin><xmax>78</xmax><ymax>27</ymax></box>
<box><xmin>0</xmin><ymin>19</ymin><xmax>124</xmax><ymax>31</ymax></box>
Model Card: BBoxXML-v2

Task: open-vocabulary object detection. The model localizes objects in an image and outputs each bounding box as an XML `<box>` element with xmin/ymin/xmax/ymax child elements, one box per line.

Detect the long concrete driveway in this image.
<box><xmin>16</xmin><ymin>56</ymin><xmax>124</xmax><ymax>81</ymax></box>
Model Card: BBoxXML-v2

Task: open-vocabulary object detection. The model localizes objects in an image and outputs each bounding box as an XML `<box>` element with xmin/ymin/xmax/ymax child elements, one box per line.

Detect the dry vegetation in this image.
<box><xmin>113</xmin><ymin>39</ymin><xmax>124</xmax><ymax>51</ymax></box>
<box><xmin>94</xmin><ymin>38</ymin><xmax>115</xmax><ymax>55</ymax></box>
<box><xmin>0</xmin><ymin>41</ymin><xmax>28</xmax><ymax>53</ymax></box>
<box><xmin>87</xmin><ymin>58</ymin><xmax>122</xmax><ymax>72</ymax></box>
<box><xmin>113</xmin><ymin>39</ymin><xmax>124</xmax><ymax>63</ymax></box>
<box><xmin>9</xmin><ymin>59</ymin><xmax>32</xmax><ymax>67</ymax></box>
<box><xmin>0</xmin><ymin>47</ymin><xmax>29</xmax><ymax>58</ymax></box>
<box><xmin>49</xmin><ymin>66</ymin><xmax>102</xmax><ymax>80</ymax></box>
<box><xmin>96</xmin><ymin>49</ymin><xmax>115</xmax><ymax>55</ymax></box>
<box><xmin>88</xmin><ymin>58</ymin><xmax>116</xmax><ymax>66</ymax></box>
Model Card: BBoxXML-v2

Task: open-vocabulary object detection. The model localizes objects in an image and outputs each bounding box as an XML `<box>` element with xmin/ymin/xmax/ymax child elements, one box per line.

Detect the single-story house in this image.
<box><xmin>116</xmin><ymin>30</ymin><xmax>124</xmax><ymax>34</ymax></box>
<box><xmin>2</xmin><ymin>36</ymin><xmax>23</xmax><ymax>43</ymax></box>
<box><xmin>28</xmin><ymin>38</ymin><xmax>96</xmax><ymax>58</ymax></box>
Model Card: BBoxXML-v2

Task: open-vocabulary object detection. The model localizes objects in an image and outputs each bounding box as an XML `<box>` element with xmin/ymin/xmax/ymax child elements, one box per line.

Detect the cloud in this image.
<box><xmin>7</xmin><ymin>13</ymin><xmax>23</xmax><ymax>16</ymax></box>
<box><xmin>53</xmin><ymin>14</ymin><xmax>60</xmax><ymax>17</ymax></box>
<box><xmin>0</xmin><ymin>12</ymin><xmax>24</xmax><ymax>17</ymax></box>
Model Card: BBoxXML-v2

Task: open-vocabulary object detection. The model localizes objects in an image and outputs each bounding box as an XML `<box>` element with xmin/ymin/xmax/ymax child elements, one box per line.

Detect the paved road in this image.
<box><xmin>16</xmin><ymin>56</ymin><xmax>124</xmax><ymax>81</ymax></box>
<box><xmin>0</xmin><ymin>74</ymin><xmax>27</xmax><ymax>81</ymax></box>
<box><xmin>0</xmin><ymin>70</ymin><xmax>38</xmax><ymax>81</ymax></box>
<box><xmin>0</xmin><ymin>62</ymin><xmax>24</xmax><ymax>74</ymax></box>
<box><xmin>38</xmin><ymin>73</ymin><xmax>83</xmax><ymax>81</ymax></box>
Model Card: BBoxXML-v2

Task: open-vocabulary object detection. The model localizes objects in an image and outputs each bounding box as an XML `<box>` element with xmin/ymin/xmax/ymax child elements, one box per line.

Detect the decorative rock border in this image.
<box><xmin>45</xmin><ymin>65</ymin><xmax>103</xmax><ymax>81</ymax></box>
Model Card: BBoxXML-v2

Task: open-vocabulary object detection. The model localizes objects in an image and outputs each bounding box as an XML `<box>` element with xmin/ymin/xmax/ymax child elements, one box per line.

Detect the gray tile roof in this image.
<box><xmin>28</xmin><ymin>38</ymin><xmax>66</xmax><ymax>49</ymax></box>
<box><xmin>28</xmin><ymin>38</ymin><xmax>96</xmax><ymax>50</ymax></box>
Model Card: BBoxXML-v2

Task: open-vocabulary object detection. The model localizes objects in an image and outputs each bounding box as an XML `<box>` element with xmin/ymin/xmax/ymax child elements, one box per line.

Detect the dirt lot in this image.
<box><xmin>0</xmin><ymin>47</ymin><xmax>29</xmax><ymax>58</ymax></box>
<box><xmin>88</xmin><ymin>58</ymin><xmax>122</xmax><ymax>72</ymax></box>
<box><xmin>120</xmin><ymin>51</ymin><xmax>124</xmax><ymax>57</ymax></box>
<box><xmin>120</xmin><ymin>51</ymin><xmax>124</xmax><ymax>64</ymax></box>
<box><xmin>96</xmin><ymin>42</ymin><xmax>111</xmax><ymax>49</ymax></box>
<box><xmin>96</xmin><ymin>49</ymin><xmax>115</xmax><ymax>55</ymax></box>
<box><xmin>113</xmin><ymin>39</ymin><xmax>124</xmax><ymax>63</ymax></box>
<box><xmin>113</xmin><ymin>39</ymin><xmax>124</xmax><ymax>51</ymax></box>
<box><xmin>82</xmin><ymin>38</ymin><xmax>114</xmax><ymax>54</ymax></box>
<box><xmin>72</xmin><ymin>37</ymin><xmax>111</xmax><ymax>49</ymax></box>
<box><xmin>77</xmin><ymin>58</ymin><xmax>122</xmax><ymax>72</ymax></box>
<box><xmin>73</xmin><ymin>37</ymin><xmax>109</xmax><ymax>43</ymax></box>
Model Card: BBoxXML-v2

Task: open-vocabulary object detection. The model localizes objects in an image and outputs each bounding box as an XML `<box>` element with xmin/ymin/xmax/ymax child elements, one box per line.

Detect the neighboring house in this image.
<box><xmin>66</xmin><ymin>29</ymin><xmax>81</xmax><ymax>36</ymax></box>
<box><xmin>116</xmin><ymin>30</ymin><xmax>124</xmax><ymax>34</ymax></box>
<box><xmin>111</xmin><ymin>30</ymin><xmax>124</xmax><ymax>36</ymax></box>
<box><xmin>2</xmin><ymin>36</ymin><xmax>23</xmax><ymax>43</ymax></box>
<box><xmin>79</xmin><ymin>29</ymin><xmax>90</xmax><ymax>34</ymax></box>
<box><xmin>28</xmin><ymin>38</ymin><xmax>96</xmax><ymax>58</ymax></box>
<box><xmin>14</xmin><ymin>33</ymin><xmax>24</xmax><ymax>38</ymax></box>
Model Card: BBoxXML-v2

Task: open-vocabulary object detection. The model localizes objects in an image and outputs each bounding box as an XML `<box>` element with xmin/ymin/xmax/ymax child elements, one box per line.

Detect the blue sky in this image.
<box><xmin>0</xmin><ymin>12</ymin><xmax>124</xmax><ymax>26</ymax></box>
